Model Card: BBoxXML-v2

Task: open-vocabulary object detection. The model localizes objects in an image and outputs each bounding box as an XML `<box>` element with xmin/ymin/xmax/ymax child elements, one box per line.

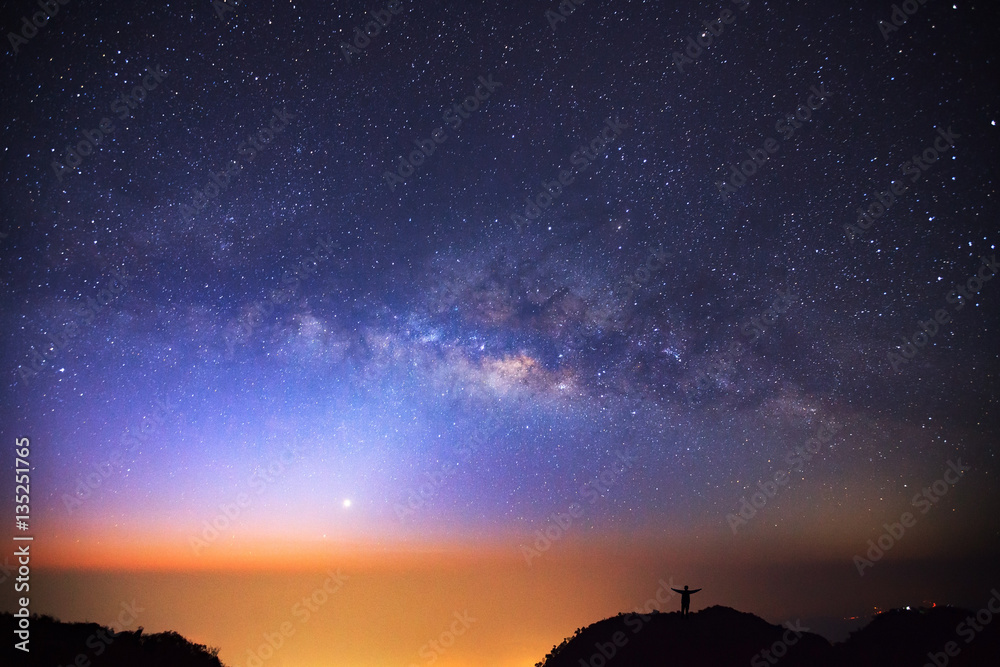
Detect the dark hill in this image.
<box><xmin>536</xmin><ymin>606</ymin><xmax>834</xmax><ymax>667</ymax></box>
<box><xmin>834</xmin><ymin>606</ymin><xmax>1000</xmax><ymax>667</ymax></box>
<box><xmin>1</xmin><ymin>612</ymin><xmax>225</xmax><ymax>667</ymax></box>
<box><xmin>536</xmin><ymin>605</ymin><xmax>1000</xmax><ymax>667</ymax></box>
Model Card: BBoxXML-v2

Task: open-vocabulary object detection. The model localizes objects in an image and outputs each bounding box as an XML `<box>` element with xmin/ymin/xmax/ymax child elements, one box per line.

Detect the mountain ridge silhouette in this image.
<box><xmin>535</xmin><ymin>604</ymin><xmax>1000</xmax><ymax>667</ymax></box>
<box><xmin>5</xmin><ymin>602</ymin><xmax>1000</xmax><ymax>666</ymax></box>
<box><xmin>2</xmin><ymin>611</ymin><xmax>224</xmax><ymax>667</ymax></box>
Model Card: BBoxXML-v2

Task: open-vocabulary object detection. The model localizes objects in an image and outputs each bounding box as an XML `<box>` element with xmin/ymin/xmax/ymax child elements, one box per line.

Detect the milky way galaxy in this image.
<box><xmin>1</xmin><ymin>1</ymin><xmax>999</xmax><ymax>665</ymax></box>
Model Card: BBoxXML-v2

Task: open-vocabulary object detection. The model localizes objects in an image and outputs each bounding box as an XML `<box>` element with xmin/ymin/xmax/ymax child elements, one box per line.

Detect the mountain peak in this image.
<box><xmin>535</xmin><ymin>604</ymin><xmax>1000</xmax><ymax>667</ymax></box>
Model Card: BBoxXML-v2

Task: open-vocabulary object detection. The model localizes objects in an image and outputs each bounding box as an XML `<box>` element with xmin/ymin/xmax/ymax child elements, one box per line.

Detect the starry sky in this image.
<box><xmin>2</xmin><ymin>0</ymin><xmax>1000</xmax><ymax>665</ymax></box>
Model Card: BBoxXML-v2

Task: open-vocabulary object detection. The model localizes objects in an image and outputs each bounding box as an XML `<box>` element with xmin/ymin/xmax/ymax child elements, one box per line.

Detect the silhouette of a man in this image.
<box><xmin>671</xmin><ymin>585</ymin><xmax>702</xmax><ymax>618</ymax></box>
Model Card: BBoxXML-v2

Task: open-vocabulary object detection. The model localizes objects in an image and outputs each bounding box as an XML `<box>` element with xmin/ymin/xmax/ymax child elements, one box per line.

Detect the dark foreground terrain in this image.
<box><xmin>5</xmin><ymin>603</ymin><xmax>1000</xmax><ymax>666</ymax></box>
<box><xmin>2</xmin><ymin>611</ymin><xmax>224</xmax><ymax>666</ymax></box>
<box><xmin>536</xmin><ymin>605</ymin><xmax>1000</xmax><ymax>667</ymax></box>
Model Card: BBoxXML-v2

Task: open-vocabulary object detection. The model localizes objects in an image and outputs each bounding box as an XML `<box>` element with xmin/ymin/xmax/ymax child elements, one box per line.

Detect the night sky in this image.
<box><xmin>2</xmin><ymin>0</ymin><xmax>1000</xmax><ymax>665</ymax></box>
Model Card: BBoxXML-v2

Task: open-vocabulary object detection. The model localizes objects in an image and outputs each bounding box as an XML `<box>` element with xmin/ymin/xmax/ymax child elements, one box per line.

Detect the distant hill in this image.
<box><xmin>835</xmin><ymin>606</ymin><xmax>1000</xmax><ymax>667</ymax></box>
<box><xmin>1</xmin><ymin>612</ymin><xmax>225</xmax><ymax>667</ymax></box>
<box><xmin>535</xmin><ymin>605</ymin><xmax>1000</xmax><ymax>667</ymax></box>
<box><xmin>7</xmin><ymin>603</ymin><xmax>999</xmax><ymax>666</ymax></box>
